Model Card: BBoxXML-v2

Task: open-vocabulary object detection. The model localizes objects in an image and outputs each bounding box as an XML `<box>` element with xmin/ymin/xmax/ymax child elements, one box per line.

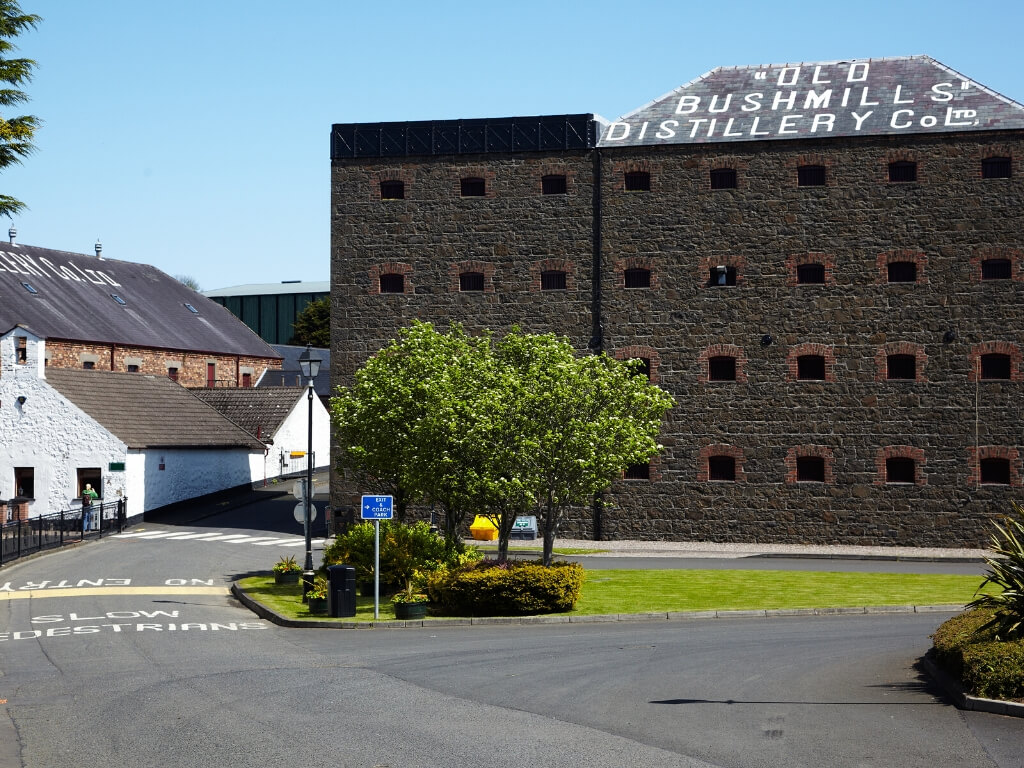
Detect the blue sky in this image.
<box><xmin>4</xmin><ymin>0</ymin><xmax>1023</xmax><ymax>291</ymax></box>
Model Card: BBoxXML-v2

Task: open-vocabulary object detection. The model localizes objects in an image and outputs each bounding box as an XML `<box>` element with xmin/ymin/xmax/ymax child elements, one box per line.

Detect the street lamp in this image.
<box><xmin>298</xmin><ymin>344</ymin><xmax>322</xmax><ymax>599</ymax></box>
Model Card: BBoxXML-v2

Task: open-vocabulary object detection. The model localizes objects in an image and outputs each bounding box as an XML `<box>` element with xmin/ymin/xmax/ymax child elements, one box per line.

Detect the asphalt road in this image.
<box><xmin>1</xmin><ymin>499</ymin><xmax>1020</xmax><ymax>768</ymax></box>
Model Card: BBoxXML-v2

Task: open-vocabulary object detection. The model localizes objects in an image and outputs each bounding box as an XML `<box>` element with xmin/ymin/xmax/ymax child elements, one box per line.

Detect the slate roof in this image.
<box><xmin>598</xmin><ymin>55</ymin><xmax>1024</xmax><ymax>148</ymax></box>
<box><xmin>263</xmin><ymin>344</ymin><xmax>331</xmax><ymax>397</ymax></box>
<box><xmin>46</xmin><ymin>369</ymin><xmax>265</xmax><ymax>450</ymax></box>
<box><xmin>191</xmin><ymin>386</ymin><xmax>306</xmax><ymax>440</ymax></box>
<box><xmin>0</xmin><ymin>242</ymin><xmax>281</xmax><ymax>359</ymax></box>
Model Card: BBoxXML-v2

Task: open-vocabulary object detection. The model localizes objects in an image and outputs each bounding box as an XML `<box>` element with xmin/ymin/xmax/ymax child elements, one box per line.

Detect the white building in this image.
<box><xmin>1</xmin><ymin>326</ymin><xmax>267</xmax><ymax>518</ymax></box>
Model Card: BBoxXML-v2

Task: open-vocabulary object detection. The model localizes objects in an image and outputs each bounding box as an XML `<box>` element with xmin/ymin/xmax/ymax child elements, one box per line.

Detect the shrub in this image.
<box><xmin>932</xmin><ymin>608</ymin><xmax>1024</xmax><ymax>701</ymax></box>
<box><xmin>427</xmin><ymin>560</ymin><xmax>584</xmax><ymax>616</ymax></box>
<box><xmin>966</xmin><ymin>502</ymin><xmax>1024</xmax><ymax>640</ymax></box>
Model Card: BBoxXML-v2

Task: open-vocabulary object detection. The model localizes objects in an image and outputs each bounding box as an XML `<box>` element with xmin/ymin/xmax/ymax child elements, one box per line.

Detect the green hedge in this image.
<box><xmin>427</xmin><ymin>561</ymin><xmax>585</xmax><ymax>616</ymax></box>
<box><xmin>932</xmin><ymin>608</ymin><xmax>1024</xmax><ymax>701</ymax></box>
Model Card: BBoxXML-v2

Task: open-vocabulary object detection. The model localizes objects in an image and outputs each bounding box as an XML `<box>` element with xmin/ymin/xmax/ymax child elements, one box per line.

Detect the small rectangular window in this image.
<box><xmin>981</xmin><ymin>157</ymin><xmax>1012</xmax><ymax>179</ymax></box>
<box><xmin>542</xmin><ymin>175</ymin><xmax>567</xmax><ymax>195</ymax></box>
<box><xmin>885</xmin><ymin>457</ymin><xmax>916</xmax><ymax>484</ymax></box>
<box><xmin>981</xmin><ymin>259</ymin><xmax>1012</xmax><ymax>280</ymax></box>
<box><xmin>461</xmin><ymin>177</ymin><xmax>486</xmax><ymax>197</ymax></box>
<box><xmin>82</xmin><ymin>361</ymin><xmax>95</xmax><ymax>370</ymax></box>
<box><xmin>459</xmin><ymin>272</ymin><xmax>485</xmax><ymax>292</ymax></box>
<box><xmin>709</xmin><ymin>168</ymin><xmax>737</xmax><ymax>190</ymax></box>
<box><xmin>624</xmin><ymin>171</ymin><xmax>650</xmax><ymax>191</ymax></box>
<box><xmin>624</xmin><ymin>268</ymin><xmax>651</xmax><ymax>289</ymax></box>
<box><xmin>379</xmin><ymin>273</ymin><xmax>405</xmax><ymax>293</ymax></box>
<box><xmin>708</xmin><ymin>356</ymin><xmax>737</xmax><ymax>382</ymax></box>
<box><xmin>887</xmin><ymin>261</ymin><xmax>917</xmax><ymax>283</ymax></box>
<box><xmin>624</xmin><ymin>463</ymin><xmax>650</xmax><ymax>480</ymax></box>
<box><xmin>708</xmin><ymin>456</ymin><xmax>736</xmax><ymax>481</ymax></box>
<box><xmin>126</xmin><ymin>364</ymin><xmax>139</xmax><ymax>373</ymax></box>
<box><xmin>631</xmin><ymin>358</ymin><xmax>651</xmax><ymax>380</ymax></box>
<box><xmin>797</xmin><ymin>355</ymin><xmax>826</xmax><ymax>381</ymax></box>
<box><xmin>15</xmin><ymin>337</ymin><xmax>26</xmax><ymax>364</ymax></box>
<box><xmin>709</xmin><ymin>266</ymin><xmax>737</xmax><ymax>286</ymax></box>
<box><xmin>380</xmin><ymin>180</ymin><xmax>405</xmax><ymax>199</ymax></box>
<box><xmin>796</xmin><ymin>456</ymin><xmax>825</xmax><ymax>482</ymax></box>
<box><xmin>796</xmin><ymin>264</ymin><xmax>825</xmax><ymax>284</ymax></box>
<box><xmin>980</xmin><ymin>353</ymin><xmax>1011</xmax><ymax>380</ymax></box>
<box><xmin>797</xmin><ymin>165</ymin><xmax>826</xmax><ymax>186</ymax></box>
<box><xmin>14</xmin><ymin>466</ymin><xmax>35</xmax><ymax>498</ymax></box>
<box><xmin>888</xmin><ymin>161</ymin><xmax>917</xmax><ymax>183</ymax></box>
<box><xmin>242</xmin><ymin>372</ymin><xmax>253</xmax><ymax>387</ymax></box>
<box><xmin>167</xmin><ymin>367</ymin><xmax>179</xmax><ymax>382</ymax></box>
<box><xmin>887</xmin><ymin>354</ymin><xmax>917</xmax><ymax>380</ymax></box>
<box><xmin>980</xmin><ymin>458</ymin><xmax>1011</xmax><ymax>485</ymax></box>
<box><xmin>540</xmin><ymin>271</ymin><xmax>566</xmax><ymax>290</ymax></box>
<box><xmin>76</xmin><ymin>468</ymin><xmax>101</xmax><ymax>498</ymax></box>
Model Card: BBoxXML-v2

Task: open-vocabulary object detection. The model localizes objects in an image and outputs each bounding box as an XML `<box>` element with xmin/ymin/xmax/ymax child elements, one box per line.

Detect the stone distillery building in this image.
<box><xmin>329</xmin><ymin>56</ymin><xmax>1023</xmax><ymax>547</ymax></box>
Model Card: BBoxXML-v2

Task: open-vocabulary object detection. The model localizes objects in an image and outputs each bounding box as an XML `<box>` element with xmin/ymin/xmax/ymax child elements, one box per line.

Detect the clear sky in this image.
<box><xmin>4</xmin><ymin>0</ymin><xmax>1023</xmax><ymax>291</ymax></box>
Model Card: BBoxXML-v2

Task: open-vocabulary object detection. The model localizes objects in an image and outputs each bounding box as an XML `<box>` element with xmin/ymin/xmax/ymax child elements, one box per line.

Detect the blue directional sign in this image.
<box><xmin>361</xmin><ymin>495</ymin><xmax>394</xmax><ymax>520</ymax></box>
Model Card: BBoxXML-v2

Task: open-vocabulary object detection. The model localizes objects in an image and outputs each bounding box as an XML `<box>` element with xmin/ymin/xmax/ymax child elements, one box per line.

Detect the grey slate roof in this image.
<box><xmin>46</xmin><ymin>368</ymin><xmax>265</xmax><ymax>450</ymax></box>
<box><xmin>204</xmin><ymin>281</ymin><xmax>330</xmax><ymax>297</ymax></box>
<box><xmin>191</xmin><ymin>386</ymin><xmax>306</xmax><ymax>440</ymax></box>
<box><xmin>598</xmin><ymin>55</ymin><xmax>1024</xmax><ymax>148</ymax></box>
<box><xmin>263</xmin><ymin>344</ymin><xmax>331</xmax><ymax>397</ymax></box>
<box><xmin>0</xmin><ymin>243</ymin><xmax>281</xmax><ymax>359</ymax></box>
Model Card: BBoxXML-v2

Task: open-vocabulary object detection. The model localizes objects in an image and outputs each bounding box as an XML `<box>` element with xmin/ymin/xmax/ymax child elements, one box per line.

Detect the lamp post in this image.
<box><xmin>297</xmin><ymin>344</ymin><xmax>322</xmax><ymax>599</ymax></box>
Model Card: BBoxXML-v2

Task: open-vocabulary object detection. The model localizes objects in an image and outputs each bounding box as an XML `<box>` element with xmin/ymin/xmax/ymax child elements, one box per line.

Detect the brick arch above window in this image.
<box><xmin>368</xmin><ymin>262</ymin><xmax>413</xmax><ymax>295</ymax></box>
<box><xmin>786</xmin><ymin>343</ymin><xmax>837</xmax><ymax>382</ymax></box>
<box><xmin>697</xmin><ymin>444</ymin><xmax>745</xmax><ymax>482</ymax></box>
<box><xmin>699</xmin><ymin>155</ymin><xmax>749</xmax><ymax>190</ymax></box>
<box><xmin>875</xmin><ymin>342</ymin><xmax>928</xmax><ymax>382</ymax></box>
<box><xmin>968</xmin><ymin>446</ymin><xmax>1021</xmax><ymax>488</ymax></box>
<box><xmin>449</xmin><ymin>260</ymin><xmax>495</xmax><ymax>293</ymax></box>
<box><xmin>614</xmin><ymin>345</ymin><xmax>661</xmax><ymax>383</ymax></box>
<box><xmin>613</xmin><ymin>256</ymin><xmax>658</xmax><ymax>289</ymax></box>
<box><xmin>528</xmin><ymin>258</ymin><xmax>575</xmax><ymax>292</ymax></box>
<box><xmin>877</xmin><ymin>249</ymin><xmax>928</xmax><ymax>284</ymax></box>
<box><xmin>787</xmin><ymin>153</ymin><xmax>832</xmax><ymax>187</ymax></box>
<box><xmin>883</xmin><ymin>150</ymin><xmax>920</xmax><ymax>183</ymax></box>
<box><xmin>453</xmin><ymin>166</ymin><xmax>496</xmax><ymax>198</ymax></box>
<box><xmin>784</xmin><ymin>445</ymin><xmax>835</xmax><ymax>485</ymax></box>
<box><xmin>373</xmin><ymin>168</ymin><xmax>414</xmax><ymax>199</ymax></box>
<box><xmin>621</xmin><ymin>454</ymin><xmax>663</xmax><ymax>482</ymax></box>
<box><xmin>786</xmin><ymin>252</ymin><xmax>835</xmax><ymax>286</ymax></box>
<box><xmin>610</xmin><ymin>160</ymin><xmax>659</xmax><ymax>192</ymax></box>
<box><xmin>970</xmin><ymin>246</ymin><xmax>1022</xmax><ymax>283</ymax></box>
<box><xmin>699</xmin><ymin>254</ymin><xmax>745</xmax><ymax>288</ymax></box>
<box><xmin>969</xmin><ymin>341</ymin><xmax>1022</xmax><ymax>382</ymax></box>
<box><xmin>875</xmin><ymin>445</ymin><xmax>927</xmax><ymax>486</ymax></box>
<box><xmin>698</xmin><ymin>344</ymin><xmax>747</xmax><ymax>383</ymax></box>
<box><xmin>535</xmin><ymin>162</ymin><xmax>575</xmax><ymax>194</ymax></box>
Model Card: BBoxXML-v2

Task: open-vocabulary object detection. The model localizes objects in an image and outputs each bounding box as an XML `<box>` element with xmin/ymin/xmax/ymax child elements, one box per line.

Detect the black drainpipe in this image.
<box><xmin>590</xmin><ymin>147</ymin><xmax>604</xmax><ymax>541</ymax></box>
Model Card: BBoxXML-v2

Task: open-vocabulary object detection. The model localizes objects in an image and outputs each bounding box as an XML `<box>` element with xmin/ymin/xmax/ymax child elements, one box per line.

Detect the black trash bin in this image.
<box><xmin>327</xmin><ymin>564</ymin><xmax>356</xmax><ymax>618</ymax></box>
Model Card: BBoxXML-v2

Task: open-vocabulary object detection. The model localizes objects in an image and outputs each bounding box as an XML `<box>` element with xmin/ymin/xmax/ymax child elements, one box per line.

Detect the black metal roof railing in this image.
<box><xmin>331</xmin><ymin>114</ymin><xmax>598</xmax><ymax>159</ymax></box>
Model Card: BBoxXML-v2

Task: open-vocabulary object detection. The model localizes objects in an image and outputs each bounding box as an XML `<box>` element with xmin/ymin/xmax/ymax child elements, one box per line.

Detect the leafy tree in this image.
<box><xmin>289</xmin><ymin>297</ymin><xmax>329</xmax><ymax>347</ymax></box>
<box><xmin>174</xmin><ymin>274</ymin><xmax>201</xmax><ymax>291</ymax></box>
<box><xmin>331</xmin><ymin>321</ymin><xmax>674</xmax><ymax>563</ymax></box>
<box><xmin>0</xmin><ymin>2</ymin><xmax>40</xmax><ymax>219</ymax></box>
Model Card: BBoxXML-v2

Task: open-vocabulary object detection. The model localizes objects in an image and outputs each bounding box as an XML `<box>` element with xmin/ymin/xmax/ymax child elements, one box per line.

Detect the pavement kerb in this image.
<box><xmin>919</xmin><ymin>654</ymin><xmax>1024</xmax><ymax>719</ymax></box>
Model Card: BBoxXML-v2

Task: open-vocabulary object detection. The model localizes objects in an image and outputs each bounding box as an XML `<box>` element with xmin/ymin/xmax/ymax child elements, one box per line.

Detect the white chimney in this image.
<box><xmin>95</xmin><ymin>239</ymin><xmax>103</xmax><ymax>259</ymax></box>
<box><xmin>8</xmin><ymin>226</ymin><xmax>15</xmax><ymax>245</ymax></box>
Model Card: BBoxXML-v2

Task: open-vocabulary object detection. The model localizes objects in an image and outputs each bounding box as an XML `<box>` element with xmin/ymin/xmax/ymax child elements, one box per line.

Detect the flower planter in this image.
<box><xmin>394</xmin><ymin>602</ymin><xmax>429</xmax><ymax>620</ymax></box>
<box><xmin>274</xmin><ymin>571</ymin><xmax>301</xmax><ymax>585</ymax></box>
<box><xmin>307</xmin><ymin>597</ymin><xmax>328</xmax><ymax>615</ymax></box>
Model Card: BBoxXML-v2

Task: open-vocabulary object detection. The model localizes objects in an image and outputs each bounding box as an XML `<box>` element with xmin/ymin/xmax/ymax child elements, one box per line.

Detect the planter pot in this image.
<box><xmin>275</xmin><ymin>571</ymin><xmax>301</xmax><ymax>585</ymax></box>
<box><xmin>307</xmin><ymin>597</ymin><xmax>328</xmax><ymax>615</ymax></box>
<box><xmin>394</xmin><ymin>602</ymin><xmax>429</xmax><ymax>620</ymax></box>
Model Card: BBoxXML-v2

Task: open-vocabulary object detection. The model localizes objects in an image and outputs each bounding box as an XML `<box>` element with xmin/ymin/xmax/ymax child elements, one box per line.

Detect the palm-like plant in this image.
<box><xmin>967</xmin><ymin>502</ymin><xmax>1024</xmax><ymax>640</ymax></box>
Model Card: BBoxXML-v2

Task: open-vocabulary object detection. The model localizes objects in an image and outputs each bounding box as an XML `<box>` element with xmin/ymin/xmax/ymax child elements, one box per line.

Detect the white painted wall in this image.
<box><xmin>263</xmin><ymin>387</ymin><xmax>332</xmax><ymax>480</ymax></box>
<box><xmin>0</xmin><ymin>330</ymin><xmax>127</xmax><ymax>515</ymax></box>
<box><xmin>137</xmin><ymin>447</ymin><xmax>258</xmax><ymax>510</ymax></box>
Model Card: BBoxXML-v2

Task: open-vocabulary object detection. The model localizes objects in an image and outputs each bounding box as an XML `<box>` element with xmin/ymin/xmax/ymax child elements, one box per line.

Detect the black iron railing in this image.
<box><xmin>0</xmin><ymin>499</ymin><xmax>134</xmax><ymax>568</ymax></box>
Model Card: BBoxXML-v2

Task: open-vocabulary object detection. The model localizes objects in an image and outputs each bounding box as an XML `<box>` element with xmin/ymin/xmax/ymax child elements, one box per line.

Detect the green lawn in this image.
<box><xmin>239</xmin><ymin>568</ymin><xmax>987</xmax><ymax>622</ymax></box>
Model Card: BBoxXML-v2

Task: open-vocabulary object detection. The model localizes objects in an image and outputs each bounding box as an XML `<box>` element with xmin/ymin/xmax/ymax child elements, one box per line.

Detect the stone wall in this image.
<box><xmin>330</xmin><ymin>130</ymin><xmax>1023</xmax><ymax>547</ymax></box>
